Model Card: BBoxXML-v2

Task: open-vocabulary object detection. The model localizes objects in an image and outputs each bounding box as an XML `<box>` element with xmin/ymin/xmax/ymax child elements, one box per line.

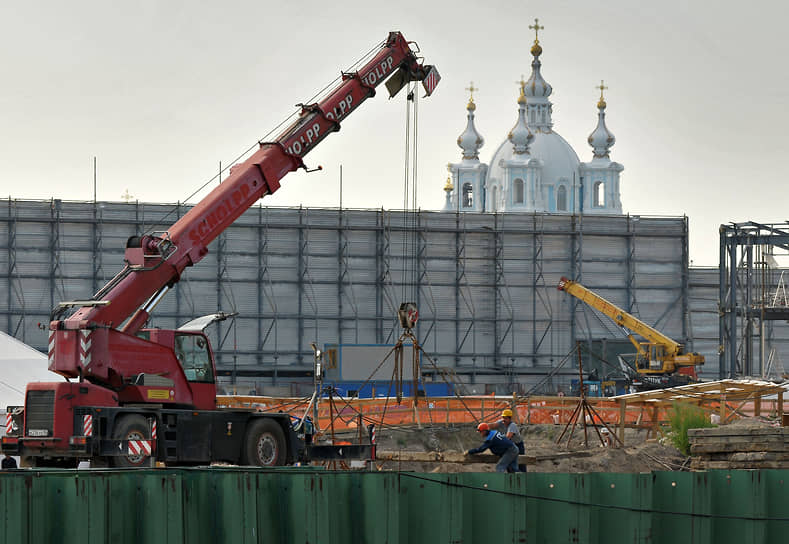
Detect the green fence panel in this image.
<box><xmin>764</xmin><ymin>469</ymin><xmax>789</xmax><ymax>541</ymax></box>
<box><xmin>0</xmin><ymin>471</ymin><xmax>30</xmax><ymax>544</ymax></box>
<box><xmin>587</xmin><ymin>472</ymin><xmax>652</xmax><ymax>543</ymax></box>
<box><xmin>29</xmin><ymin>470</ymin><xmax>110</xmax><ymax>544</ymax></box>
<box><xmin>398</xmin><ymin>472</ymin><xmax>461</xmax><ymax>542</ymax></box>
<box><xmin>706</xmin><ymin>470</ymin><xmax>766</xmax><ymax>543</ymax></box>
<box><xmin>182</xmin><ymin>468</ymin><xmax>260</xmax><ymax>544</ymax></box>
<box><xmin>105</xmin><ymin>469</ymin><xmax>183</xmax><ymax>544</ymax></box>
<box><xmin>527</xmin><ymin>472</ymin><xmax>593</xmax><ymax>543</ymax></box>
<box><xmin>458</xmin><ymin>472</ymin><xmax>527</xmax><ymax>543</ymax></box>
<box><xmin>5</xmin><ymin>467</ymin><xmax>789</xmax><ymax>543</ymax></box>
<box><xmin>322</xmin><ymin>472</ymin><xmax>399</xmax><ymax>543</ymax></box>
<box><xmin>650</xmin><ymin>471</ymin><xmax>694</xmax><ymax>543</ymax></box>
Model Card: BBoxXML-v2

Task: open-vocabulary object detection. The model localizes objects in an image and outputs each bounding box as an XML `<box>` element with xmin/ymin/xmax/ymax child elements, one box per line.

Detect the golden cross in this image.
<box><xmin>121</xmin><ymin>189</ymin><xmax>134</xmax><ymax>203</ymax></box>
<box><xmin>597</xmin><ymin>80</ymin><xmax>608</xmax><ymax>101</ymax></box>
<box><xmin>465</xmin><ymin>81</ymin><xmax>478</xmax><ymax>101</ymax></box>
<box><xmin>516</xmin><ymin>74</ymin><xmax>526</xmax><ymax>91</ymax></box>
<box><xmin>529</xmin><ymin>18</ymin><xmax>544</xmax><ymax>43</ymax></box>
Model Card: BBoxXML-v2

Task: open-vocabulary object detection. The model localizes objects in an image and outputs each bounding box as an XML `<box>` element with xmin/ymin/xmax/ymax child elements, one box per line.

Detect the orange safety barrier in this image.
<box><xmin>216</xmin><ymin>394</ymin><xmax>696</xmax><ymax>434</ymax></box>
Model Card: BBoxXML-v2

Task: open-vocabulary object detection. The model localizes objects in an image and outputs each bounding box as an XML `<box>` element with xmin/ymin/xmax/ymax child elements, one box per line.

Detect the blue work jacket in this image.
<box><xmin>468</xmin><ymin>430</ymin><xmax>516</xmax><ymax>456</ymax></box>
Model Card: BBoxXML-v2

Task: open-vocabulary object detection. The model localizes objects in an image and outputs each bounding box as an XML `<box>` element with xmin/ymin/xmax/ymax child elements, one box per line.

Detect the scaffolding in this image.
<box><xmin>0</xmin><ymin>198</ymin><xmax>693</xmax><ymax>393</ymax></box>
<box><xmin>719</xmin><ymin>221</ymin><xmax>789</xmax><ymax>379</ymax></box>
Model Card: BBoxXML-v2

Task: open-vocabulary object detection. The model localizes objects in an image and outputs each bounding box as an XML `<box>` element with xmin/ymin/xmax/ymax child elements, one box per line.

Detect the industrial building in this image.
<box><xmin>1</xmin><ymin>197</ymin><xmax>719</xmax><ymax>395</ymax></box>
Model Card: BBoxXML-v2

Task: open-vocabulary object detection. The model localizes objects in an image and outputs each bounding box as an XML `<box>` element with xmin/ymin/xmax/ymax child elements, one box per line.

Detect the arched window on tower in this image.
<box><xmin>557</xmin><ymin>185</ymin><xmax>567</xmax><ymax>211</ymax></box>
<box><xmin>491</xmin><ymin>186</ymin><xmax>498</xmax><ymax>212</ymax></box>
<box><xmin>462</xmin><ymin>183</ymin><xmax>473</xmax><ymax>208</ymax></box>
<box><xmin>593</xmin><ymin>181</ymin><xmax>605</xmax><ymax>207</ymax></box>
<box><xmin>513</xmin><ymin>178</ymin><xmax>524</xmax><ymax>204</ymax></box>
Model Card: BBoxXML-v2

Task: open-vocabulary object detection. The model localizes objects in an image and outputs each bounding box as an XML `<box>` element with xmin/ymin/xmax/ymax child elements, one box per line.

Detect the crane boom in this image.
<box><xmin>49</xmin><ymin>31</ymin><xmax>439</xmax><ymax>382</ymax></box>
<box><xmin>557</xmin><ymin>276</ymin><xmax>680</xmax><ymax>356</ymax></box>
<box><xmin>557</xmin><ymin>276</ymin><xmax>704</xmax><ymax>377</ymax></box>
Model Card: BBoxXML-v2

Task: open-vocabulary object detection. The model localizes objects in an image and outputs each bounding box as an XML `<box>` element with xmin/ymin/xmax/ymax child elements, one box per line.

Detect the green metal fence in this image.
<box><xmin>0</xmin><ymin>468</ymin><xmax>787</xmax><ymax>543</ymax></box>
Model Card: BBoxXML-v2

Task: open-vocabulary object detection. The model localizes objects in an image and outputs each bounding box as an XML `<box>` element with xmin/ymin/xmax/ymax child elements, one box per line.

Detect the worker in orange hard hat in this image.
<box><xmin>465</xmin><ymin>421</ymin><xmax>519</xmax><ymax>473</ymax></box>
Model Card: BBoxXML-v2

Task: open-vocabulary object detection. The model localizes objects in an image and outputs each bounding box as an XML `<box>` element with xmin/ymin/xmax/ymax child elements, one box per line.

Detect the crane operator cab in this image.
<box><xmin>634</xmin><ymin>343</ymin><xmax>670</xmax><ymax>373</ymax></box>
<box><xmin>174</xmin><ymin>333</ymin><xmax>214</xmax><ymax>383</ymax></box>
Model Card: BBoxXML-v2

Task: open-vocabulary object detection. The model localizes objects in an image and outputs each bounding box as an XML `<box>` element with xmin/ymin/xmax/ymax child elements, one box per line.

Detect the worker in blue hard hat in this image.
<box><xmin>465</xmin><ymin>422</ymin><xmax>519</xmax><ymax>473</ymax></box>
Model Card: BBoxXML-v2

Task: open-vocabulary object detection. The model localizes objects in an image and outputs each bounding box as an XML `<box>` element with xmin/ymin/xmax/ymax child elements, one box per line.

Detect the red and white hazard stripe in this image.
<box><xmin>422</xmin><ymin>66</ymin><xmax>441</xmax><ymax>97</ymax></box>
<box><xmin>79</xmin><ymin>330</ymin><xmax>92</xmax><ymax>368</ymax></box>
<box><xmin>48</xmin><ymin>331</ymin><xmax>56</xmax><ymax>366</ymax></box>
<box><xmin>129</xmin><ymin>440</ymin><xmax>152</xmax><ymax>456</ymax></box>
<box><xmin>150</xmin><ymin>419</ymin><xmax>157</xmax><ymax>440</ymax></box>
<box><xmin>5</xmin><ymin>413</ymin><xmax>12</xmax><ymax>435</ymax></box>
<box><xmin>82</xmin><ymin>414</ymin><xmax>93</xmax><ymax>437</ymax></box>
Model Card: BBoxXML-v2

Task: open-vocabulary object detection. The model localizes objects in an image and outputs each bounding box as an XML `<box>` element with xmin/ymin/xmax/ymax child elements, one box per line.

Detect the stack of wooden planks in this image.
<box><xmin>689</xmin><ymin>426</ymin><xmax>789</xmax><ymax>470</ymax></box>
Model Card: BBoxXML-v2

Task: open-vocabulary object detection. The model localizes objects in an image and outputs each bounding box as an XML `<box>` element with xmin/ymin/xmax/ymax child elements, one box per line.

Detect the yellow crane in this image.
<box><xmin>557</xmin><ymin>277</ymin><xmax>704</xmax><ymax>380</ymax></box>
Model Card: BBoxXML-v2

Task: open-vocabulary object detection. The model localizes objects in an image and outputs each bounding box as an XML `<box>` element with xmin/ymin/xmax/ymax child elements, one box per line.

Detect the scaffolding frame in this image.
<box><xmin>0</xmin><ymin>199</ymin><xmax>692</xmax><ymax>392</ymax></box>
<box><xmin>719</xmin><ymin>221</ymin><xmax>789</xmax><ymax>379</ymax></box>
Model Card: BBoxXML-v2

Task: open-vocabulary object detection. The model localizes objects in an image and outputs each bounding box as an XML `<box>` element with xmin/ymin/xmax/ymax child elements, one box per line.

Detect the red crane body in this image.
<box><xmin>4</xmin><ymin>32</ymin><xmax>439</xmax><ymax>468</ymax></box>
<box><xmin>49</xmin><ymin>31</ymin><xmax>438</xmax><ymax>409</ymax></box>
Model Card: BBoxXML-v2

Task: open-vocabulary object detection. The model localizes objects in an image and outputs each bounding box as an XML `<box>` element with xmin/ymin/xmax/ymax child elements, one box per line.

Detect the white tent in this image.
<box><xmin>0</xmin><ymin>331</ymin><xmax>57</xmax><ymax>410</ymax></box>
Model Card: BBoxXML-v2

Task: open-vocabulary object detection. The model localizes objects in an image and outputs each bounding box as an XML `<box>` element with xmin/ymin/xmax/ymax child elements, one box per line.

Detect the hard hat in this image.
<box><xmin>501</xmin><ymin>409</ymin><xmax>513</xmax><ymax>418</ymax></box>
<box><xmin>477</xmin><ymin>422</ymin><xmax>489</xmax><ymax>432</ymax></box>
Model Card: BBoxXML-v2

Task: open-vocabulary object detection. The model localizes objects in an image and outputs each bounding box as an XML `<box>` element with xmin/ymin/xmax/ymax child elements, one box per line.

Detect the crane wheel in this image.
<box><xmin>111</xmin><ymin>414</ymin><xmax>151</xmax><ymax>468</ymax></box>
<box><xmin>243</xmin><ymin>418</ymin><xmax>287</xmax><ymax>466</ymax></box>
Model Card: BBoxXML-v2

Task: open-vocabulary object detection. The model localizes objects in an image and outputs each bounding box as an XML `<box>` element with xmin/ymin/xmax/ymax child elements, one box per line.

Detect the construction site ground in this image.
<box><xmin>330</xmin><ymin>422</ymin><xmax>691</xmax><ymax>473</ymax></box>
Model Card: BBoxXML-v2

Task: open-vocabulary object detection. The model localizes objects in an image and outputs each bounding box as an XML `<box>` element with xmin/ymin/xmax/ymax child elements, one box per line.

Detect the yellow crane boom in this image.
<box><xmin>557</xmin><ymin>277</ymin><xmax>704</xmax><ymax>376</ymax></box>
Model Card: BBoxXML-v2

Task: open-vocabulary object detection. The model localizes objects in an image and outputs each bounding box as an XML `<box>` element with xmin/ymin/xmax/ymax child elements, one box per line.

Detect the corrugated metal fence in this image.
<box><xmin>0</xmin><ymin>468</ymin><xmax>787</xmax><ymax>543</ymax></box>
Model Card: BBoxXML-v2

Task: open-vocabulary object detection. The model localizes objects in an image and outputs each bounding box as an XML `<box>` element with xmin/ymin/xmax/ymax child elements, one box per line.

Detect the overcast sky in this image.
<box><xmin>1</xmin><ymin>1</ymin><xmax>786</xmax><ymax>266</ymax></box>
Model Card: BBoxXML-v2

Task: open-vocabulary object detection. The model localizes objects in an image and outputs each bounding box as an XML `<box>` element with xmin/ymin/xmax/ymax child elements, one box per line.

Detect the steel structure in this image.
<box><xmin>1</xmin><ymin>199</ymin><xmax>697</xmax><ymax>394</ymax></box>
<box><xmin>719</xmin><ymin>222</ymin><xmax>789</xmax><ymax>379</ymax></box>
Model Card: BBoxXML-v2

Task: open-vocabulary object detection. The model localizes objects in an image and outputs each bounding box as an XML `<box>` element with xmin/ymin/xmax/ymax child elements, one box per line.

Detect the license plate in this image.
<box><xmin>28</xmin><ymin>429</ymin><xmax>49</xmax><ymax>437</ymax></box>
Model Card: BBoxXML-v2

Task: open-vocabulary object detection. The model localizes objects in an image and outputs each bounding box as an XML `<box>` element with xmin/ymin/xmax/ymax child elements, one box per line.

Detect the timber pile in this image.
<box><xmin>375</xmin><ymin>450</ymin><xmax>595</xmax><ymax>465</ymax></box>
<box><xmin>689</xmin><ymin>426</ymin><xmax>789</xmax><ymax>470</ymax></box>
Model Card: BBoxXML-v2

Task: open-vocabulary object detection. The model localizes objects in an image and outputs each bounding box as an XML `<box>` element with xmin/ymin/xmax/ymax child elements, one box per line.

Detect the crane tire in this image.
<box><xmin>243</xmin><ymin>418</ymin><xmax>287</xmax><ymax>466</ymax></box>
<box><xmin>111</xmin><ymin>414</ymin><xmax>151</xmax><ymax>468</ymax></box>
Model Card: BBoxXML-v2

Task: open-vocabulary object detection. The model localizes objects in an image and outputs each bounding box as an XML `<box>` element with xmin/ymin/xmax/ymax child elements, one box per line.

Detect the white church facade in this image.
<box><xmin>443</xmin><ymin>22</ymin><xmax>624</xmax><ymax>215</ymax></box>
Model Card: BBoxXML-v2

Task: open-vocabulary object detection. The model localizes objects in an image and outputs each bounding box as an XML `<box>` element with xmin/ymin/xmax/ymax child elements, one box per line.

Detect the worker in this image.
<box><xmin>465</xmin><ymin>422</ymin><xmax>519</xmax><ymax>473</ymax></box>
<box><xmin>493</xmin><ymin>409</ymin><xmax>525</xmax><ymax>454</ymax></box>
<box><xmin>1</xmin><ymin>454</ymin><xmax>17</xmax><ymax>470</ymax></box>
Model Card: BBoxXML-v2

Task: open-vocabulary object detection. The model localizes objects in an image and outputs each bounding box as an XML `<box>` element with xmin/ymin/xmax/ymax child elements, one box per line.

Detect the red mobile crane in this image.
<box><xmin>2</xmin><ymin>32</ymin><xmax>439</xmax><ymax>467</ymax></box>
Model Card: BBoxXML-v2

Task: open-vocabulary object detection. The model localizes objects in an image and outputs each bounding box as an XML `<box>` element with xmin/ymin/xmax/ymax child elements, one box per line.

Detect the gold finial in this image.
<box><xmin>444</xmin><ymin>175</ymin><xmax>454</xmax><ymax>191</ymax></box>
<box><xmin>596</xmin><ymin>80</ymin><xmax>608</xmax><ymax>109</ymax></box>
<box><xmin>465</xmin><ymin>81</ymin><xmax>478</xmax><ymax>102</ymax></box>
<box><xmin>121</xmin><ymin>189</ymin><xmax>134</xmax><ymax>203</ymax></box>
<box><xmin>465</xmin><ymin>81</ymin><xmax>478</xmax><ymax>110</ymax></box>
<box><xmin>529</xmin><ymin>18</ymin><xmax>544</xmax><ymax>44</ymax></box>
<box><xmin>516</xmin><ymin>75</ymin><xmax>527</xmax><ymax>104</ymax></box>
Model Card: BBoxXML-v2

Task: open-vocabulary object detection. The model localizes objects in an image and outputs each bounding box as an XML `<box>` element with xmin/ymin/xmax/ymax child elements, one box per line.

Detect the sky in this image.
<box><xmin>1</xmin><ymin>1</ymin><xmax>787</xmax><ymax>266</ymax></box>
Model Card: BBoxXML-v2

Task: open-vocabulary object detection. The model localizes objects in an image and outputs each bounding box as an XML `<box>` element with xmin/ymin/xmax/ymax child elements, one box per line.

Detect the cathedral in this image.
<box><xmin>443</xmin><ymin>21</ymin><xmax>624</xmax><ymax>215</ymax></box>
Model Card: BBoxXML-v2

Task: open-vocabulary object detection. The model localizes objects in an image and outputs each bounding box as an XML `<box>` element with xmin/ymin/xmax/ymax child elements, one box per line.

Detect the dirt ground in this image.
<box><xmin>357</xmin><ymin>422</ymin><xmax>690</xmax><ymax>473</ymax></box>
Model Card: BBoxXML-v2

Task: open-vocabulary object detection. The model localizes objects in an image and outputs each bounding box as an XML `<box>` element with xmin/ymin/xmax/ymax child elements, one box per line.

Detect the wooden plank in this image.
<box><xmin>690</xmin><ymin>441</ymin><xmax>787</xmax><ymax>454</ymax></box>
<box><xmin>688</xmin><ymin>427</ymin><xmax>789</xmax><ymax>438</ymax></box>
<box><xmin>374</xmin><ymin>450</ymin><xmax>595</xmax><ymax>465</ymax></box>
<box><xmin>693</xmin><ymin>460</ymin><xmax>789</xmax><ymax>470</ymax></box>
